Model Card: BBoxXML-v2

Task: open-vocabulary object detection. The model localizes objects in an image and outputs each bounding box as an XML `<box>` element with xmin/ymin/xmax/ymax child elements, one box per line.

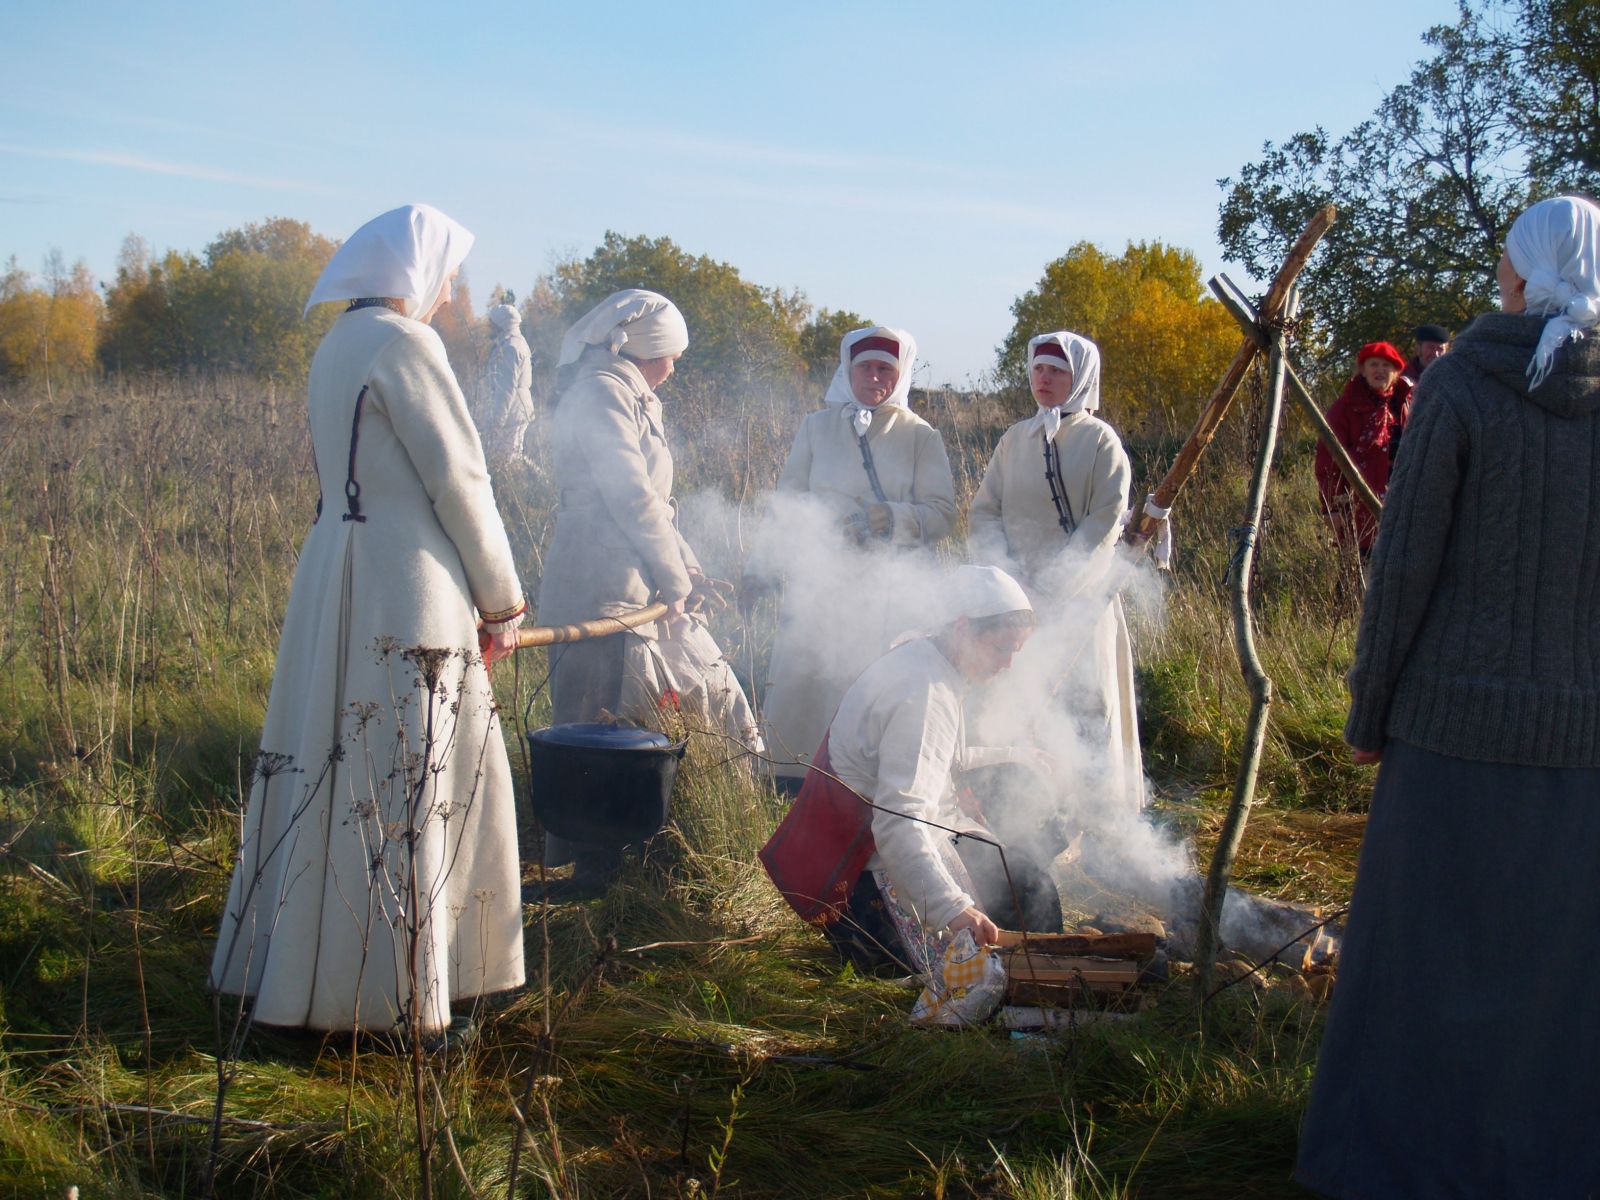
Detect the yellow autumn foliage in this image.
<box><xmin>0</xmin><ymin>259</ymin><xmax>102</xmax><ymax>383</ymax></box>
<box><xmin>998</xmin><ymin>241</ymin><xmax>1238</xmax><ymax>436</ymax></box>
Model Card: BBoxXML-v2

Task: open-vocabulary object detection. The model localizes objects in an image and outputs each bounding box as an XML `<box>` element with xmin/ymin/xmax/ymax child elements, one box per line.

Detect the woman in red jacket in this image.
<box><xmin>1316</xmin><ymin>341</ymin><xmax>1413</xmax><ymax>552</ymax></box>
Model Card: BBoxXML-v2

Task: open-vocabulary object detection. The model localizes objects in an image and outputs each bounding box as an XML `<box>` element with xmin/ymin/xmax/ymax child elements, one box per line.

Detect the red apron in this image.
<box><xmin>758</xmin><ymin>733</ymin><xmax>875</xmax><ymax>925</ymax></box>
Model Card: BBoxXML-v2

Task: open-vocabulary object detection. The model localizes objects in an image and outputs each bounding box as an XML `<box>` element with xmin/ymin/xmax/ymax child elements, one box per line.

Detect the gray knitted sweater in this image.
<box><xmin>1346</xmin><ymin>310</ymin><xmax>1600</xmax><ymax>766</ymax></box>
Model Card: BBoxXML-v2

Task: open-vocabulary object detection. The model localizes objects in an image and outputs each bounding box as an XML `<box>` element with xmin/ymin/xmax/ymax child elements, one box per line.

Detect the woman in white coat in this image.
<box><xmin>968</xmin><ymin>331</ymin><xmax>1144</xmax><ymax>814</ymax></box>
<box><xmin>210</xmin><ymin>205</ymin><xmax>527</xmax><ymax>1039</ymax></box>
<box><xmin>756</xmin><ymin>326</ymin><xmax>957</xmax><ymax>793</ymax></box>
<box><xmin>536</xmin><ymin>290</ymin><xmax>753</xmax><ymax>888</ymax></box>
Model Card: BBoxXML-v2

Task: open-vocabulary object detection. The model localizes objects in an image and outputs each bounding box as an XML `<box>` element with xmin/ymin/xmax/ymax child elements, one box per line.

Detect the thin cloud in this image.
<box><xmin>0</xmin><ymin>143</ymin><xmax>333</xmax><ymax>193</ymax></box>
<box><xmin>645</xmin><ymin>129</ymin><xmax>968</xmax><ymax>177</ymax></box>
<box><xmin>537</xmin><ymin>110</ymin><xmax>968</xmax><ymax>179</ymax></box>
<box><xmin>659</xmin><ymin>170</ymin><xmax>1076</xmax><ymax>234</ymax></box>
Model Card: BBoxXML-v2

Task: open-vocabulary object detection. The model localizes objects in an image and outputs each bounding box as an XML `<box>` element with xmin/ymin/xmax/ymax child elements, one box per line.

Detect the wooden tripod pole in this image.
<box><xmin>1193</xmin><ymin>301</ymin><xmax>1293</xmax><ymax>1009</ymax></box>
<box><xmin>1126</xmin><ymin>205</ymin><xmax>1336</xmax><ymax>543</ymax></box>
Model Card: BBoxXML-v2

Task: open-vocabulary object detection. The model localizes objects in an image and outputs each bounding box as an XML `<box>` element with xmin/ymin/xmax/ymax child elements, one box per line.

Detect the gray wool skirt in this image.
<box><xmin>1296</xmin><ymin>740</ymin><xmax>1600</xmax><ymax>1199</ymax></box>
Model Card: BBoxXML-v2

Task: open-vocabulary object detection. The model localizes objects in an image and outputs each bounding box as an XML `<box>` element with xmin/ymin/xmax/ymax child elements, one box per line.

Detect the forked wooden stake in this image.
<box><xmin>1193</xmin><ymin>286</ymin><xmax>1297</xmax><ymax>1008</ymax></box>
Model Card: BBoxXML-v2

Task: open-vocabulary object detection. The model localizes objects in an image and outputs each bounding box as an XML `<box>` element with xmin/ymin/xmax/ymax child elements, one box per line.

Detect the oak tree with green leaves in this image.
<box><xmin>530</xmin><ymin>232</ymin><xmax>810</xmax><ymax>399</ymax></box>
<box><xmin>1217</xmin><ymin>0</ymin><xmax>1600</xmax><ymax>369</ymax></box>
<box><xmin>101</xmin><ymin>218</ymin><xmax>338</xmax><ymax>380</ymax></box>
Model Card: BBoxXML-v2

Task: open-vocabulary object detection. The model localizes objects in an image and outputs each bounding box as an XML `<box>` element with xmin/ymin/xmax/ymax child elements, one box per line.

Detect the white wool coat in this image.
<box><xmin>210</xmin><ymin>307</ymin><xmax>526</xmax><ymax>1033</ymax></box>
<box><xmin>537</xmin><ymin>348</ymin><xmax>700</xmax><ymax>639</ymax></box>
<box><xmin>828</xmin><ymin>637</ymin><xmax>975</xmax><ymax>931</ymax></box>
<box><xmin>968</xmin><ymin>410</ymin><xmax>1144</xmax><ymax>811</ymax></box>
<box><xmin>761</xmin><ymin>404</ymin><xmax>956</xmax><ymax>778</ymax></box>
<box><xmin>775</xmin><ymin>403</ymin><xmax>955</xmax><ymax>541</ymax></box>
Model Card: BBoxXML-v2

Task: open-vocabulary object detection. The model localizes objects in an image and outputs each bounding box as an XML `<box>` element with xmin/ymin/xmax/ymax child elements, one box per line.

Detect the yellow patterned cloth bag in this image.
<box><xmin>910</xmin><ymin>929</ymin><xmax>1008</xmax><ymax>1027</ymax></box>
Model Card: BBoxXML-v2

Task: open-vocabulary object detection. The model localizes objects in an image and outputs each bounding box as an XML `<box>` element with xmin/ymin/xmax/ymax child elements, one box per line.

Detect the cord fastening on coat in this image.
<box><xmin>342</xmin><ymin>386</ymin><xmax>369</xmax><ymax>523</ymax></box>
<box><xmin>1042</xmin><ymin>437</ymin><xmax>1076</xmax><ymax>537</ymax></box>
<box><xmin>857</xmin><ymin>432</ymin><xmax>890</xmax><ymax>505</ymax></box>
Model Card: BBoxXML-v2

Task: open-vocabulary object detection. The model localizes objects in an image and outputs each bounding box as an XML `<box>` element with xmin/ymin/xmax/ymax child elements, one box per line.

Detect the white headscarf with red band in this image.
<box><xmin>824</xmin><ymin>325</ymin><xmax>917</xmax><ymax>437</ymax></box>
<box><xmin>1505</xmin><ymin>195</ymin><xmax>1600</xmax><ymax>390</ymax></box>
<box><xmin>1026</xmin><ymin>330</ymin><xmax>1101</xmax><ymax>440</ymax></box>
<box><xmin>557</xmin><ymin>288</ymin><xmax>690</xmax><ymax>369</ymax></box>
<box><xmin>304</xmin><ymin>204</ymin><xmax>473</xmax><ymax>320</ymax></box>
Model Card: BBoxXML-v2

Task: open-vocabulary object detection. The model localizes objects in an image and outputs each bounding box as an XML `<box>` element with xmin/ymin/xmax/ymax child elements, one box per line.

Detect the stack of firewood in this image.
<box><xmin>997</xmin><ymin>930</ymin><xmax>1159</xmax><ymax>1012</ymax></box>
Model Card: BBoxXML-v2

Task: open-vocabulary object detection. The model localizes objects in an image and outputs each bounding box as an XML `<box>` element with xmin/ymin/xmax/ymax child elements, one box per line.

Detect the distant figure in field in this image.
<box><xmin>210</xmin><ymin>205</ymin><xmax>526</xmax><ymax>1042</ymax></box>
<box><xmin>484</xmin><ymin>297</ymin><xmax>534</xmax><ymax>460</ymax></box>
<box><xmin>1401</xmin><ymin>322</ymin><xmax>1451</xmax><ymax>387</ymax></box>
<box><xmin>1315</xmin><ymin>341</ymin><xmax>1413</xmax><ymax>553</ymax></box>
<box><xmin>1297</xmin><ymin>195</ymin><xmax>1600</xmax><ymax>1199</ymax></box>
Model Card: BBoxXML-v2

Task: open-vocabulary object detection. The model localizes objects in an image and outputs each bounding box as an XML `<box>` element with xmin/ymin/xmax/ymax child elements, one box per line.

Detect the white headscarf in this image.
<box><xmin>304</xmin><ymin>204</ymin><xmax>473</xmax><ymax>319</ymax></box>
<box><xmin>944</xmin><ymin>565</ymin><xmax>1033</xmax><ymax>622</ymax></box>
<box><xmin>823</xmin><ymin>325</ymin><xmax>918</xmax><ymax>437</ymax></box>
<box><xmin>488</xmin><ymin>302</ymin><xmax>521</xmax><ymax>333</ymax></box>
<box><xmin>556</xmin><ymin>289</ymin><xmax>689</xmax><ymax>368</ymax></box>
<box><xmin>1026</xmin><ymin>330</ymin><xmax>1101</xmax><ymax>440</ymax></box>
<box><xmin>1505</xmin><ymin>195</ymin><xmax>1600</xmax><ymax>390</ymax></box>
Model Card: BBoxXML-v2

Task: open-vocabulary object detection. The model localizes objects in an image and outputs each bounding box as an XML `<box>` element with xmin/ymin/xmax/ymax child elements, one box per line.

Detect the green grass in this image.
<box><xmin>0</xmin><ymin>372</ymin><xmax>1364</xmax><ymax>1196</ymax></box>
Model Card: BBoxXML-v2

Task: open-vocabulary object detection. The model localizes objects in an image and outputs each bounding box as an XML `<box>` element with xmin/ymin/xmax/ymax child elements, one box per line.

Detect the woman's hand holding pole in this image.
<box><xmin>484</xmin><ymin>623</ymin><xmax>520</xmax><ymax>664</ymax></box>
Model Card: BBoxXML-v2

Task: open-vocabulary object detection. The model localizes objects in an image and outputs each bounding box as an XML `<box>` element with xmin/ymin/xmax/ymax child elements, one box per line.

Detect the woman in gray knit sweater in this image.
<box><xmin>1297</xmin><ymin>195</ymin><xmax>1600</xmax><ymax>1198</ymax></box>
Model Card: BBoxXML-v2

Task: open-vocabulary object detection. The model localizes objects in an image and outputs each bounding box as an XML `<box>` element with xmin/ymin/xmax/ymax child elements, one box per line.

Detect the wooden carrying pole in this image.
<box><xmin>514</xmin><ymin>602</ymin><xmax>670</xmax><ymax>649</ymax></box>
<box><xmin>1126</xmin><ymin>204</ymin><xmax>1336</xmax><ymax>542</ymax></box>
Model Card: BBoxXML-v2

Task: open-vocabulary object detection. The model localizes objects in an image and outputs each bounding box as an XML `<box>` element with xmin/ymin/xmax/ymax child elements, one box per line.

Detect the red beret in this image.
<box><xmin>1357</xmin><ymin>341</ymin><xmax>1406</xmax><ymax>370</ymax></box>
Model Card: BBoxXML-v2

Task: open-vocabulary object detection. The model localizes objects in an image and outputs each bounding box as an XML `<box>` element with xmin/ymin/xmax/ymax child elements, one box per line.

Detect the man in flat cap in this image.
<box><xmin>1402</xmin><ymin>323</ymin><xmax>1451</xmax><ymax>388</ymax></box>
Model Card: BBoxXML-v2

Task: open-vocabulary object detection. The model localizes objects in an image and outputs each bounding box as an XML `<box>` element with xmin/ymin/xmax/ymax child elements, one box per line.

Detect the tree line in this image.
<box><xmin>5</xmin><ymin>0</ymin><xmax>1590</xmax><ymax>427</ymax></box>
<box><xmin>0</xmin><ymin>219</ymin><xmax>1240</xmax><ymax>436</ymax></box>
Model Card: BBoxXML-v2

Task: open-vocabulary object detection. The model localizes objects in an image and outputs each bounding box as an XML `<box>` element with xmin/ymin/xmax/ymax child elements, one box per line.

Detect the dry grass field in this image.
<box><xmin>0</xmin><ymin>365</ymin><xmax>1367</xmax><ymax>1198</ymax></box>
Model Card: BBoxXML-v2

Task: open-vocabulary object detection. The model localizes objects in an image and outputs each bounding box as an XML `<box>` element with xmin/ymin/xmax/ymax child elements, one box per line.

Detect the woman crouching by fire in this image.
<box><xmin>967</xmin><ymin>331</ymin><xmax>1145</xmax><ymax>819</ymax></box>
<box><xmin>1296</xmin><ymin>195</ymin><xmax>1600</xmax><ymax>1199</ymax></box>
<box><xmin>760</xmin><ymin>567</ymin><xmax>1062</xmax><ymax>976</ymax></box>
<box><xmin>746</xmin><ymin>325</ymin><xmax>957</xmax><ymax>795</ymax></box>
<box><xmin>535</xmin><ymin>290</ymin><xmax>759</xmax><ymax>894</ymax></box>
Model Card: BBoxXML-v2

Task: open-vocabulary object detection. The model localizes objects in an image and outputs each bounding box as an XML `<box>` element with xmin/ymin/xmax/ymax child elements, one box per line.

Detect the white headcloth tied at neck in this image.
<box><xmin>943</xmin><ymin>565</ymin><xmax>1033</xmax><ymax>624</ymax></box>
<box><xmin>823</xmin><ymin>325</ymin><xmax>918</xmax><ymax>437</ymax></box>
<box><xmin>304</xmin><ymin>204</ymin><xmax>474</xmax><ymax>319</ymax></box>
<box><xmin>557</xmin><ymin>289</ymin><xmax>689</xmax><ymax>369</ymax></box>
<box><xmin>1505</xmin><ymin>195</ymin><xmax>1600</xmax><ymax>390</ymax></box>
<box><xmin>1025</xmin><ymin>331</ymin><xmax>1101</xmax><ymax>439</ymax></box>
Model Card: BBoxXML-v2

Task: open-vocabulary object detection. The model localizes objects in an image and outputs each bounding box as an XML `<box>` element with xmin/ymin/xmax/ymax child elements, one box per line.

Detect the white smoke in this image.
<box><xmin>677</xmin><ymin>481</ymin><xmax>1337</xmax><ymax>966</ymax></box>
<box><xmin>681</xmin><ymin>479</ymin><xmax>1181</xmax><ymax>880</ymax></box>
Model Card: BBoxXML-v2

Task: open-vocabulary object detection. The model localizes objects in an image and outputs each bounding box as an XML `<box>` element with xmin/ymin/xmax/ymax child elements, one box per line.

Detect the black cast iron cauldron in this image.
<box><xmin>526</xmin><ymin>722</ymin><xmax>688</xmax><ymax>849</ymax></box>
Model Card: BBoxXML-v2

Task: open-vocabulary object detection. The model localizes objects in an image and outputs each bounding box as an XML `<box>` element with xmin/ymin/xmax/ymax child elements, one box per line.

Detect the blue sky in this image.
<box><xmin>2</xmin><ymin>1</ymin><xmax>1456</xmax><ymax>384</ymax></box>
